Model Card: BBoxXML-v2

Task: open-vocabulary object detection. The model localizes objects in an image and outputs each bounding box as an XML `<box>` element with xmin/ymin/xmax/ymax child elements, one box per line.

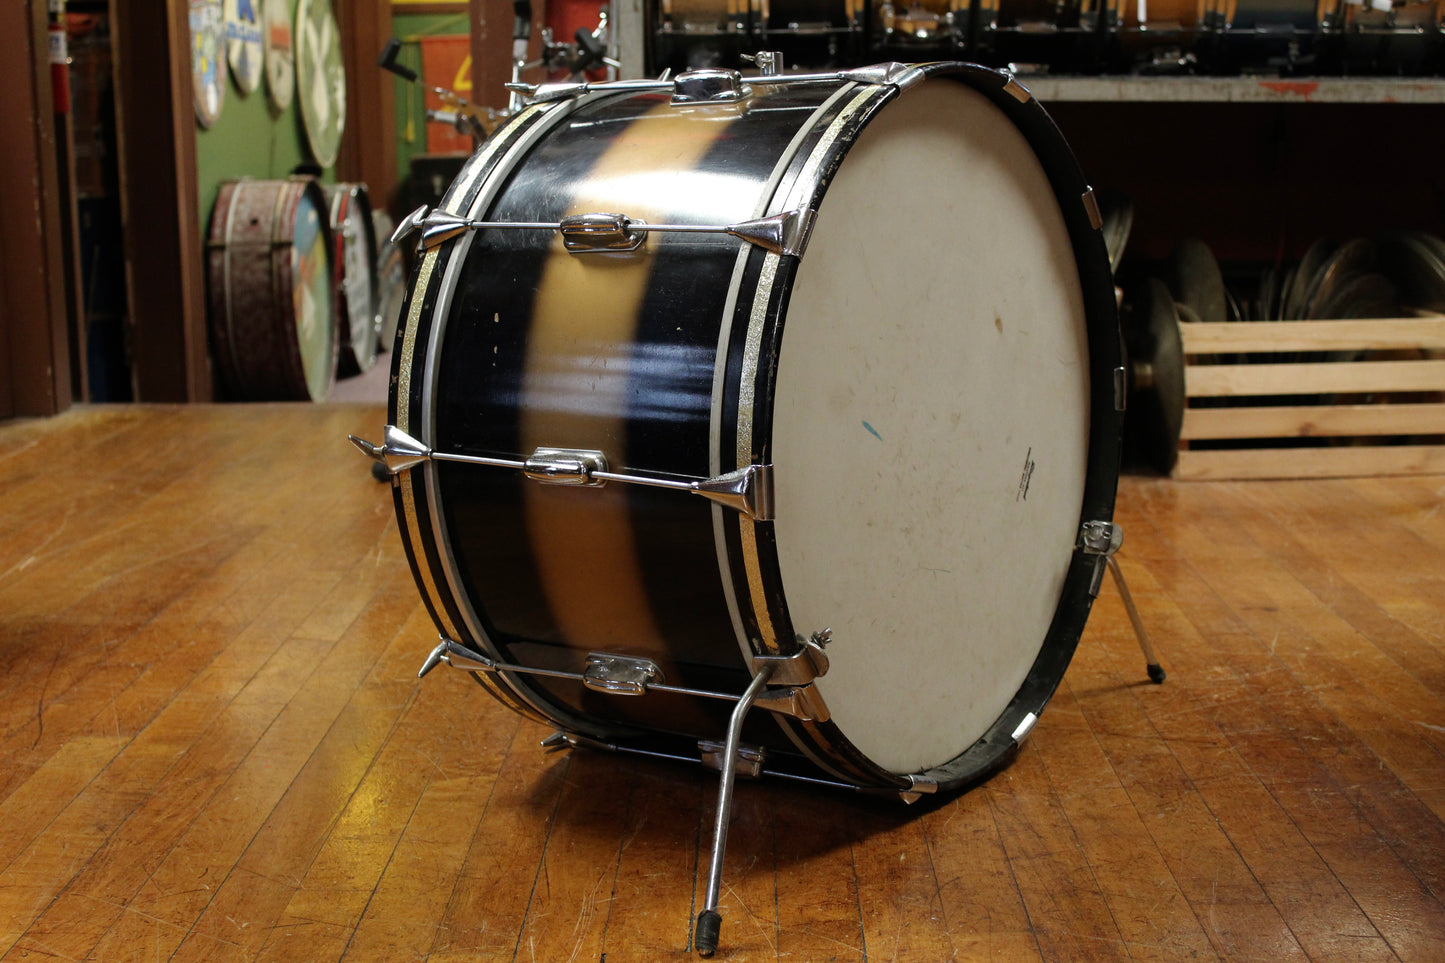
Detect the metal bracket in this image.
<box><xmin>560</xmin><ymin>213</ymin><xmax>647</xmax><ymax>253</ymax></box>
<box><xmin>524</xmin><ymin>448</ymin><xmax>609</xmax><ymax>486</ymax></box>
<box><xmin>899</xmin><ymin>773</ymin><xmax>939</xmax><ymax>804</ymax></box>
<box><xmin>392</xmin><ymin>206</ymin><xmax>816</xmax><ymax>259</ymax></box>
<box><xmin>699</xmin><ymin>739</ymin><xmax>766</xmax><ymax>778</ymax></box>
<box><xmin>583</xmin><ymin>653</ymin><xmax>662</xmax><ymax>695</ymax></box>
<box><xmin>752</xmin><ymin>629</ymin><xmax>830</xmax><ymax>685</ymax></box>
<box><xmin>349</xmin><ymin>426</ymin><xmax>775</xmax><ymax>521</ymax></box>
<box><xmin>504</xmin><ymin>60</ymin><xmax>925</xmax><ymax>107</ymax></box>
<box><xmin>1079</xmin><ymin>520</ymin><xmax>1124</xmax><ymax>598</ymax></box>
<box><xmin>672</xmin><ymin>68</ymin><xmax>751</xmax><ymax>104</ymax></box>
<box><xmin>754</xmin><ymin>683</ymin><xmax>830</xmax><ymax>723</ymax></box>
<box><xmin>416</xmin><ymin>636</ymin><xmax>829</xmax><ymax>722</ymax></box>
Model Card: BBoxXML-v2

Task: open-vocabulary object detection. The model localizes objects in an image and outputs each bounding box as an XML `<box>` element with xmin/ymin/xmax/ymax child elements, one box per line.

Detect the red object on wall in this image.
<box><xmin>419</xmin><ymin>35</ymin><xmax>473</xmax><ymax>155</ymax></box>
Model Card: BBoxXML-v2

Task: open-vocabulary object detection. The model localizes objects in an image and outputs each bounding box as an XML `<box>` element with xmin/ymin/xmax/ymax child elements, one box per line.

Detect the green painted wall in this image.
<box><xmin>194</xmin><ymin>0</ymin><xmax>335</xmax><ymax>232</ymax></box>
<box><xmin>391</xmin><ymin>11</ymin><xmax>471</xmax><ymax>195</ymax></box>
<box><xmin>194</xmin><ymin>5</ymin><xmax>471</xmax><ymax>229</ymax></box>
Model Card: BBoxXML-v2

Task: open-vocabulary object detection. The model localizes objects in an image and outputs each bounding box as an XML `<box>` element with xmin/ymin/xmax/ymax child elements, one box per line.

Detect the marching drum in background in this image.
<box><xmin>355</xmin><ymin>59</ymin><xmax>1123</xmax><ymax>953</ymax></box>
<box><xmin>207</xmin><ymin>178</ymin><xmax>336</xmax><ymax>402</ymax></box>
<box><xmin>371</xmin><ymin>210</ymin><xmax>410</xmax><ymax>352</ymax></box>
<box><xmin>325</xmin><ymin>182</ymin><xmax>382</xmax><ymax>375</ymax></box>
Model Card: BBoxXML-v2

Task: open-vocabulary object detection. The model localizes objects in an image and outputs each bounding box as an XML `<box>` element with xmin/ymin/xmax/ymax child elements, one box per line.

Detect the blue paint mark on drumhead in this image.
<box><xmin>862</xmin><ymin>420</ymin><xmax>882</xmax><ymax>442</ymax></box>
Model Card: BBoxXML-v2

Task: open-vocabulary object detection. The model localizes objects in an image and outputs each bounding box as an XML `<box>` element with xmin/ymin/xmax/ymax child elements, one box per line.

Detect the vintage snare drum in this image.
<box><xmin>207</xmin><ymin>177</ymin><xmax>336</xmax><ymax>401</ymax></box>
<box><xmin>377</xmin><ymin>63</ymin><xmax>1120</xmax><ymax>794</ymax></box>
<box><xmin>326</xmin><ymin>182</ymin><xmax>381</xmax><ymax>375</ymax></box>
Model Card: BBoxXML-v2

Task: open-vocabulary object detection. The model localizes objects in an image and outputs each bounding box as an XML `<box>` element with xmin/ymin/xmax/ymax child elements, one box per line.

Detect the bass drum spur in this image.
<box><xmin>375</xmin><ymin>62</ymin><xmax>1122</xmax><ymax>796</ymax></box>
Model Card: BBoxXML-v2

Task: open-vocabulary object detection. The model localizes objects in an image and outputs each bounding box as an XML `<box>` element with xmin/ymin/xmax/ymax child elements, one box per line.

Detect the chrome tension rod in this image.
<box><xmin>349</xmin><ymin>425</ymin><xmax>774</xmax><ymax>521</ymax></box>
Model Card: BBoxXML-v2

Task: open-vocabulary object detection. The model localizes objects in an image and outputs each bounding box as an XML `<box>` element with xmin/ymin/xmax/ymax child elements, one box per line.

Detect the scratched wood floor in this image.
<box><xmin>2</xmin><ymin>403</ymin><xmax>1444</xmax><ymax>962</ymax></box>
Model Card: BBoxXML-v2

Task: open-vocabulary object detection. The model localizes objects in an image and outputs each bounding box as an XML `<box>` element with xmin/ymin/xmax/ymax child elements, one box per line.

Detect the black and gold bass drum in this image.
<box><xmin>385</xmin><ymin>62</ymin><xmax>1121</xmax><ymax>795</ymax></box>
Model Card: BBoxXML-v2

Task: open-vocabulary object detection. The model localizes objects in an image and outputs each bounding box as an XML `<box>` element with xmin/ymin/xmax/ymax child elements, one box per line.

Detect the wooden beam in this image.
<box><xmin>471</xmin><ymin>0</ymin><xmax>540</xmax><ymax>113</ymax></box>
<box><xmin>0</xmin><ymin>0</ymin><xmax>72</xmax><ymax>417</ymax></box>
<box><xmin>337</xmin><ymin>0</ymin><xmax>398</xmax><ymax>210</ymax></box>
<box><xmin>110</xmin><ymin>0</ymin><xmax>211</xmax><ymax>402</ymax></box>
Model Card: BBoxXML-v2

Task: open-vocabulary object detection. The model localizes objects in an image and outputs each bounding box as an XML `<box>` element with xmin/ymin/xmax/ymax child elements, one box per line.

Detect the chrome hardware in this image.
<box><xmin>406</xmin><ymin>208</ymin><xmax>816</xmax><ymax>258</ymax></box>
<box><xmin>740</xmin><ymin>50</ymin><xmax>784</xmax><ymax>75</ymax></box>
<box><xmin>417</xmin><ymin>636</ymin><xmax>826</xmax><ymax>721</ymax></box>
<box><xmin>754</xmin><ymin>683</ymin><xmax>829</xmax><ymax>723</ymax></box>
<box><xmin>672</xmin><ymin>68</ymin><xmax>750</xmax><ymax>104</ymax></box>
<box><xmin>523</xmin><ymin>448</ymin><xmax>609</xmax><ymax>486</ymax></box>
<box><xmin>582</xmin><ymin>653</ymin><xmax>662</xmax><ymax>695</ymax></box>
<box><xmin>391</xmin><ymin>204</ymin><xmax>429</xmax><ymax>245</ymax></box>
<box><xmin>1082</xmin><ymin>187</ymin><xmax>1104</xmax><ymax>231</ymax></box>
<box><xmin>417</xmin><ymin>637</ymin><xmax>498</xmax><ymax>678</ymax></box>
<box><xmin>539</xmin><ymin>730</ymin><xmax>571</xmax><ymax>751</ymax></box>
<box><xmin>559</xmin><ymin>213</ymin><xmax>647</xmax><ymax>253</ymax></box>
<box><xmin>899</xmin><ymin>773</ymin><xmax>939</xmax><ymax>804</ymax></box>
<box><xmin>696</xmin><ymin>664</ymin><xmax>775</xmax><ymax>958</ymax></box>
<box><xmin>505</xmin><ymin>61</ymin><xmax>925</xmax><ymax>105</ymax></box>
<box><xmin>1114</xmin><ymin>365</ymin><xmax>1128</xmax><ymax>412</ymax></box>
<box><xmin>1010</xmin><ymin>711</ymin><xmax>1039</xmax><ymax>742</ymax></box>
<box><xmin>1079</xmin><ymin>520</ymin><xmax>1124</xmax><ymax>597</ymax></box>
<box><xmin>753</xmin><ymin>630</ymin><xmax>830</xmax><ymax>685</ymax></box>
<box><xmin>421</xmin><ymin>210</ymin><xmax>478</xmax><ymax>250</ymax></box>
<box><xmin>699</xmin><ymin>739</ymin><xmax>766</xmax><ymax>778</ymax></box>
<box><xmin>349</xmin><ymin>425</ymin><xmax>774</xmax><ymax>520</ymax></box>
<box><xmin>1080</xmin><ymin>520</ymin><xmax>1124</xmax><ymax>556</ymax></box>
<box><xmin>693</xmin><ymin>464</ymin><xmax>774</xmax><ymax>521</ymax></box>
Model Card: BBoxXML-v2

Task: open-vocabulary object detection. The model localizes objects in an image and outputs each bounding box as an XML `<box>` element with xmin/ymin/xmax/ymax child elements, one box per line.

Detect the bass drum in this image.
<box><xmin>389</xmin><ymin>63</ymin><xmax>1121</xmax><ymax>792</ymax></box>
<box><xmin>207</xmin><ymin>177</ymin><xmax>336</xmax><ymax>401</ymax></box>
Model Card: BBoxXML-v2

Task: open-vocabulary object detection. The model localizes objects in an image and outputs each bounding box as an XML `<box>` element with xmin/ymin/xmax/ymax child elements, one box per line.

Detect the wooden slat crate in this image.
<box><xmin>1175</xmin><ymin>313</ymin><xmax>1445</xmax><ymax>480</ymax></box>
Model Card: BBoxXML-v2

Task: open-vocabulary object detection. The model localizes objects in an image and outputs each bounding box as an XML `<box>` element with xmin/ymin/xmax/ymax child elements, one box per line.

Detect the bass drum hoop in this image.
<box><xmin>751</xmin><ymin>63</ymin><xmax>1121</xmax><ymax>793</ymax></box>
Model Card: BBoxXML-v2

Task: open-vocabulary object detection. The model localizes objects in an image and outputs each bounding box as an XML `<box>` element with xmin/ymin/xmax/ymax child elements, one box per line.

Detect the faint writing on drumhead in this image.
<box><xmin>1017</xmin><ymin>447</ymin><xmax>1035</xmax><ymax>501</ymax></box>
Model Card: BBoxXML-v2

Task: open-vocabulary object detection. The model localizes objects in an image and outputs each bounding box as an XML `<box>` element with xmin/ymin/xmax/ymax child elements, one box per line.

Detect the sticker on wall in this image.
<box><xmin>225</xmin><ymin>0</ymin><xmax>265</xmax><ymax>94</ymax></box>
<box><xmin>295</xmin><ymin>0</ymin><xmax>346</xmax><ymax>168</ymax></box>
<box><xmin>190</xmin><ymin>0</ymin><xmax>226</xmax><ymax>127</ymax></box>
<box><xmin>264</xmin><ymin>0</ymin><xmax>295</xmax><ymax>111</ymax></box>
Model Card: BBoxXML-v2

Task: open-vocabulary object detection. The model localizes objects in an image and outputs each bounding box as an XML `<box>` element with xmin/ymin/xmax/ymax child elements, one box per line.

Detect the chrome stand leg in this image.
<box><xmin>1107</xmin><ymin>555</ymin><xmax>1166</xmax><ymax>684</ymax></box>
<box><xmin>695</xmin><ymin>664</ymin><xmax>775</xmax><ymax>958</ymax></box>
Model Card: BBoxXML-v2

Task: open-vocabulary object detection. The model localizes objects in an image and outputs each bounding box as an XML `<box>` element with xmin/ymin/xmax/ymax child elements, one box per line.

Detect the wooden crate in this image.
<box><xmin>1175</xmin><ymin>313</ymin><xmax>1445</xmax><ymax>480</ymax></box>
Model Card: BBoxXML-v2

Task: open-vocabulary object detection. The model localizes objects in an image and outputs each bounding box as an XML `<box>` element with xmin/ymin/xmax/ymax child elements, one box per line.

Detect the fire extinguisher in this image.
<box><xmin>48</xmin><ymin>0</ymin><xmax>70</xmax><ymax>114</ymax></box>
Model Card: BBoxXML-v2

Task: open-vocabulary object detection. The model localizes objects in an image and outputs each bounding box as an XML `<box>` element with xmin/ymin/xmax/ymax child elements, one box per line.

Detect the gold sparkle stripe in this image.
<box><xmin>733</xmin><ymin>85</ymin><xmax>886</xmax><ymax>656</ymax></box>
<box><xmin>395</xmin><ymin>106</ymin><xmax>549</xmax><ymax>647</ymax></box>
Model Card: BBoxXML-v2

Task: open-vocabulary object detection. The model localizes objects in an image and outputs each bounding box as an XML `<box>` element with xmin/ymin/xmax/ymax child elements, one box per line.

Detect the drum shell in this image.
<box><xmin>392</xmin><ymin>65</ymin><xmax>1122</xmax><ymax>792</ymax></box>
<box><xmin>207</xmin><ymin>177</ymin><xmax>337</xmax><ymax>401</ymax></box>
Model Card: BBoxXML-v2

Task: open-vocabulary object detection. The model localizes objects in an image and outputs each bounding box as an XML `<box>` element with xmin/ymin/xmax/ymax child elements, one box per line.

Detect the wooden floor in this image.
<box><xmin>2</xmin><ymin>404</ymin><xmax>1444</xmax><ymax>962</ymax></box>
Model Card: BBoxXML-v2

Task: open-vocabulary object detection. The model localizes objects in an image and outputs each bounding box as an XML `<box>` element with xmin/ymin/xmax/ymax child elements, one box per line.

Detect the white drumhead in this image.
<box><xmin>771</xmin><ymin>80</ymin><xmax>1091</xmax><ymax>774</ymax></box>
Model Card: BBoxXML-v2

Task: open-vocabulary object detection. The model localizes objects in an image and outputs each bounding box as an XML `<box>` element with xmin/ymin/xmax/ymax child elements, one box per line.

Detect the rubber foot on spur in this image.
<box><xmin>1147</xmin><ymin>663</ymin><xmax>1166</xmax><ymax>685</ymax></box>
<box><xmin>695</xmin><ymin>909</ymin><xmax>722</xmax><ymax>957</ymax></box>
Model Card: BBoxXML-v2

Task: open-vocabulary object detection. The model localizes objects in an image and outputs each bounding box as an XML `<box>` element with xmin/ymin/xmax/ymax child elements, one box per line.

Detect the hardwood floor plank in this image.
<box><xmin>4</xmin><ymin>408</ymin><xmax>1445</xmax><ymax>963</ymax></box>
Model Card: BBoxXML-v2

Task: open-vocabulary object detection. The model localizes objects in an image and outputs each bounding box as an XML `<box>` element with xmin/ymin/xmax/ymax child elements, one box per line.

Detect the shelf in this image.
<box><xmin>1016</xmin><ymin>75</ymin><xmax>1445</xmax><ymax>104</ymax></box>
